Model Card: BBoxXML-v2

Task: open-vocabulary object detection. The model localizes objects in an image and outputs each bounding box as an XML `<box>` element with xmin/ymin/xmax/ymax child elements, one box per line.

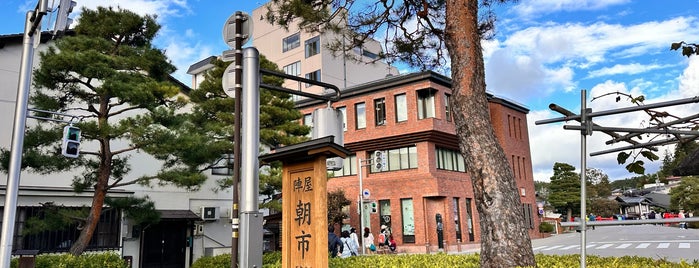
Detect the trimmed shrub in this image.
<box><xmin>10</xmin><ymin>252</ymin><xmax>127</xmax><ymax>268</ymax></box>
<box><xmin>539</xmin><ymin>221</ymin><xmax>555</xmax><ymax>233</ymax></box>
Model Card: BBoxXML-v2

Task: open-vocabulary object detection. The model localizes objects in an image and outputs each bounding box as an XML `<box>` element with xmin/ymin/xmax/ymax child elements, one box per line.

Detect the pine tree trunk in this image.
<box><xmin>445</xmin><ymin>0</ymin><xmax>536</xmax><ymax>267</ymax></box>
<box><xmin>69</xmin><ymin>188</ymin><xmax>106</xmax><ymax>255</ymax></box>
<box><xmin>70</xmin><ymin>114</ymin><xmax>112</xmax><ymax>256</ymax></box>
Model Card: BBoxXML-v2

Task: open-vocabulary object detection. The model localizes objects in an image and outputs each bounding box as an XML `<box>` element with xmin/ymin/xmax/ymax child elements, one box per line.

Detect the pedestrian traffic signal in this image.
<box><xmin>370</xmin><ymin>201</ymin><xmax>378</xmax><ymax>214</ymax></box>
<box><xmin>61</xmin><ymin>125</ymin><xmax>81</xmax><ymax>158</ymax></box>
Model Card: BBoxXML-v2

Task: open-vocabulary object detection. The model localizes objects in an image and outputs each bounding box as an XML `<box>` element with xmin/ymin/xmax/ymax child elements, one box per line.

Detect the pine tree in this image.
<box><xmin>548</xmin><ymin>162</ymin><xmax>581</xmax><ymax>223</ymax></box>
<box><xmin>187</xmin><ymin>57</ymin><xmax>309</xmax><ymax>211</ymax></box>
<box><xmin>0</xmin><ymin>7</ymin><xmax>304</xmax><ymax>255</ymax></box>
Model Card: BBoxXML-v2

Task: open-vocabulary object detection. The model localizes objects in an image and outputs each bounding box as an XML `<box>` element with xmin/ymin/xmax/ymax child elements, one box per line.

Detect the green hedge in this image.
<box><xmin>193</xmin><ymin>252</ymin><xmax>699</xmax><ymax>268</ymax></box>
<box><xmin>10</xmin><ymin>252</ymin><xmax>127</xmax><ymax>268</ymax></box>
<box><xmin>539</xmin><ymin>221</ymin><xmax>555</xmax><ymax>233</ymax></box>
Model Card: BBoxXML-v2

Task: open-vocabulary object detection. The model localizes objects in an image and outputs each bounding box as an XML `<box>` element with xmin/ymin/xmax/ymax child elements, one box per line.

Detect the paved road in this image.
<box><xmin>531</xmin><ymin>225</ymin><xmax>699</xmax><ymax>263</ymax></box>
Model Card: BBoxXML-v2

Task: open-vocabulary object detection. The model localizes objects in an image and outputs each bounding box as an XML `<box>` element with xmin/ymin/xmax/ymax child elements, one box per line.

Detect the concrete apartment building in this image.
<box><xmin>250</xmin><ymin>4</ymin><xmax>399</xmax><ymax>100</ymax></box>
<box><xmin>296</xmin><ymin>71</ymin><xmax>540</xmax><ymax>253</ymax></box>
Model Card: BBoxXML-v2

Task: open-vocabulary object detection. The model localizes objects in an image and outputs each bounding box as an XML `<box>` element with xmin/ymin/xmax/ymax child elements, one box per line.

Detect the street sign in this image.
<box><xmin>221</xmin><ymin>63</ymin><xmax>236</xmax><ymax>98</ymax></box>
<box><xmin>362</xmin><ymin>189</ymin><xmax>370</xmax><ymax>199</ymax></box>
<box><xmin>222</xmin><ymin>12</ymin><xmax>253</xmax><ymax>48</ymax></box>
<box><xmin>538</xmin><ymin>209</ymin><xmax>544</xmax><ymax>215</ymax></box>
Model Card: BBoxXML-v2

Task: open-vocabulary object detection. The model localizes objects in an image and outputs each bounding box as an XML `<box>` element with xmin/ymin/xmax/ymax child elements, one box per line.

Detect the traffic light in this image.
<box><xmin>53</xmin><ymin>0</ymin><xmax>77</xmax><ymax>36</ymax></box>
<box><xmin>373</xmin><ymin>150</ymin><xmax>386</xmax><ymax>171</ymax></box>
<box><xmin>61</xmin><ymin>125</ymin><xmax>81</xmax><ymax>158</ymax></box>
<box><xmin>370</xmin><ymin>201</ymin><xmax>378</xmax><ymax>214</ymax></box>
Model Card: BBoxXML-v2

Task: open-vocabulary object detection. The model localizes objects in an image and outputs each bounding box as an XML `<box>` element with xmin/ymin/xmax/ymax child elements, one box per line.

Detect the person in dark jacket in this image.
<box><xmin>328</xmin><ymin>225</ymin><xmax>343</xmax><ymax>258</ymax></box>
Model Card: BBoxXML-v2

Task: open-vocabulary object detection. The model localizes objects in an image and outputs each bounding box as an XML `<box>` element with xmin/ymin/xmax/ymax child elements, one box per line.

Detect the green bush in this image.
<box><xmin>196</xmin><ymin>252</ymin><xmax>699</xmax><ymax>268</ymax></box>
<box><xmin>10</xmin><ymin>252</ymin><xmax>127</xmax><ymax>268</ymax></box>
<box><xmin>539</xmin><ymin>221</ymin><xmax>555</xmax><ymax>233</ymax></box>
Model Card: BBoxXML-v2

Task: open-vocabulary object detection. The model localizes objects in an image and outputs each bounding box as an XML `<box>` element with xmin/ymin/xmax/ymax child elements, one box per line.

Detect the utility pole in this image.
<box><xmin>1</xmin><ymin>1</ymin><xmax>75</xmax><ymax>266</ymax></box>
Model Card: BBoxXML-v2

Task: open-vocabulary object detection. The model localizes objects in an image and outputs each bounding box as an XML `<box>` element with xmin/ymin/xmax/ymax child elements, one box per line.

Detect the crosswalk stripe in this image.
<box><xmin>616</xmin><ymin>243</ymin><xmax>631</xmax><ymax>249</ymax></box>
<box><xmin>561</xmin><ymin>245</ymin><xmax>578</xmax><ymax>250</ymax></box>
<box><xmin>532</xmin><ymin>246</ymin><xmax>548</xmax><ymax>251</ymax></box>
<box><xmin>657</xmin><ymin>243</ymin><xmax>670</xmax><ymax>249</ymax></box>
<box><xmin>596</xmin><ymin>244</ymin><xmax>613</xmax><ymax>249</ymax></box>
<box><xmin>636</xmin><ymin>243</ymin><xmax>650</xmax><ymax>249</ymax></box>
<box><xmin>541</xmin><ymin>245</ymin><xmax>564</xmax><ymax>251</ymax></box>
<box><xmin>679</xmin><ymin>243</ymin><xmax>690</xmax><ymax>249</ymax></box>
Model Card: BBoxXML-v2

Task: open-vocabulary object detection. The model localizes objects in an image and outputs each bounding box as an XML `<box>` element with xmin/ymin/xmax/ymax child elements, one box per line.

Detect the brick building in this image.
<box><xmin>296</xmin><ymin>71</ymin><xmax>539</xmax><ymax>253</ymax></box>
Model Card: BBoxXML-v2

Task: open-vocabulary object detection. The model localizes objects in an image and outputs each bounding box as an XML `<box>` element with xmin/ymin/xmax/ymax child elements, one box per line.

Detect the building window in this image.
<box><xmin>304</xmin><ymin>70</ymin><xmax>321</xmax><ymax>87</ymax></box>
<box><xmin>417</xmin><ymin>88</ymin><xmax>436</xmax><ymax>119</ymax></box>
<box><xmin>363</xmin><ymin>50</ymin><xmax>378</xmax><ymax>59</ymax></box>
<box><xmin>465</xmin><ymin>198</ymin><xmax>474</xmax><ymax>242</ymax></box>
<box><xmin>379</xmin><ymin>200</ymin><xmax>391</xmax><ymax>232</ymax></box>
<box><xmin>395</xmin><ymin>94</ymin><xmax>407</xmax><ymax>122</ymax></box>
<box><xmin>338</xmin><ymin>106</ymin><xmax>347</xmax><ymax>131</ymax></box>
<box><xmin>371</xmin><ymin>146</ymin><xmax>417</xmax><ymax>173</ymax></box>
<box><xmin>282</xmin><ymin>61</ymin><xmax>301</xmax><ymax>76</ymax></box>
<box><xmin>16</xmin><ymin>206</ymin><xmax>120</xmax><ymax>253</ymax></box>
<box><xmin>445</xmin><ymin>93</ymin><xmax>452</xmax><ymax>122</ymax></box>
<box><xmin>436</xmin><ymin>147</ymin><xmax>466</xmax><ymax>172</ymax></box>
<box><xmin>303</xmin><ymin>113</ymin><xmax>312</xmax><ymax>137</ymax></box>
<box><xmin>331</xmin><ymin>154</ymin><xmax>357</xmax><ymax>177</ymax></box>
<box><xmin>453</xmin><ymin>198</ymin><xmax>462</xmax><ymax>241</ymax></box>
<box><xmin>305</xmin><ymin>36</ymin><xmax>320</xmax><ymax>58</ymax></box>
<box><xmin>374</xmin><ymin>98</ymin><xmax>386</xmax><ymax>126</ymax></box>
<box><xmin>400</xmin><ymin>198</ymin><xmax>415</xmax><ymax>243</ymax></box>
<box><xmin>282</xmin><ymin>32</ymin><xmax>300</xmax><ymax>52</ymax></box>
<box><xmin>355</xmin><ymin>102</ymin><xmax>366</xmax><ymax>129</ymax></box>
<box><xmin>522</xmin><ymin>203</ymin><xmax>534</xmax><ymax>229</ymax></box>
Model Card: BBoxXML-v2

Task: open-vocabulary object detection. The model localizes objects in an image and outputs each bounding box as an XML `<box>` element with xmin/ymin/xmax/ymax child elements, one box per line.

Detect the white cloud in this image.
<box><xmin>485</xmin><ymin>16</ymin><xmax>699</xmax><ymax>103</ymax></box>
<box><xmin>514</xmin><ymin>0</ymin><xmax>630</xmax><ymax>18</ymax></box>
<box><xmin>530</xmin><ymin>58</ymin><xmax>699</xmax><ymax>182</ymax></box>
<box><xmin>587</xmin><ymin>63</ymin><xmax>669</xmax><ymax>78</ymax></box>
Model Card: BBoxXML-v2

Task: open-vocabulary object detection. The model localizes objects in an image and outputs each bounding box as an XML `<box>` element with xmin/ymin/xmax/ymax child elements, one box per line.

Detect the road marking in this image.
<box><xmin>679</xmin><ymin>243</ymin><xmax>690</xmax><ymax>249</ymax></box>
<box><xmin>596</xmin><ymin>244</ymin><xmax>613</xmax><ymax>249</ymax></box>
<box><xmin>532</xmin><ymin>246</ymin><xmax>548</xmax><ymax>251</ymax></box>
<box><xmin>636</xmin><ymin>243</ymin><xmax>650</xmax><ymax>249</ymax></box>
<box><xmin>561</xmin><ymin>245</ymin><xmax>578</xmax><ymax>250</ymax></box>
<box><xmin>657</xmin><ymin>243</ymin><xmax>670</xmax><ymax>249</ymax></box>
<box><xmin>541</xmin><ymin>245</ymin><xmax>564</xmax><ymax>251</ymax></box>
<box><xmin>616</xmin><ymin>243</ymin><xmax>632</xmax><ymax>249</ymax></box>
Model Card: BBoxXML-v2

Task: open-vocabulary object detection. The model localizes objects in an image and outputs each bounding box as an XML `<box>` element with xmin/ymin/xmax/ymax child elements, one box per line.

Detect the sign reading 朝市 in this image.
<box><xmin>258</xmin><ymin>137</ymin><xmax>349</xmax><ymax>268</ymax></box>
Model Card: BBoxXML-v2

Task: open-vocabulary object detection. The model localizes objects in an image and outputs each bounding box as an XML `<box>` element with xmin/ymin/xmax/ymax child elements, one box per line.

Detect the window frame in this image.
<box><xmin>374</xmin><ymin>98</ymin><xmax>386</xmax><ymax>126</ymax></box>
<box><xmin>282</xmin><ymin>32</ymin><xmax>301</xmax><ymax>52</ymax></box>
<box><xmin>282</xmin><ymin>61</ymin><xmax>301</xmax><ymax>76</ymax></box>
<box><xmin>395</xmin><ymin>93</ymin><xmax>407</xmax><ymax>122</ymax></box>
<box><xmin>417</xmin><ymin>88</ymin><xmax>436</xmax><ymax>119</ymax></box>
<box><xmin>355</xmin><ymin>102</ymin><xmax>366</xmax><ymax>130</ymax></box>
<box><xmin>304</xmin><ymin>36</ymin><xmax>320</xmax><ymax>58</ymax></box>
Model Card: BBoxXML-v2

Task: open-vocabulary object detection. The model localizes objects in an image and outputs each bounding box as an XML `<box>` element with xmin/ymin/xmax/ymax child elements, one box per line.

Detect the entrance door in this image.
<box><xmin>142</xmin><ymin>220</ymin><xmax>187</xmax><ymax>268</ymax></box>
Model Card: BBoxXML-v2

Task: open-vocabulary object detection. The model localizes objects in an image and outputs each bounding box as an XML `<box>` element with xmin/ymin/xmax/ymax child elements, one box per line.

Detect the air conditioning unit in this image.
<box><xmin>201</xmin><ymin>207</ymin><xmax>220</xmax><ymax>221</ymax></box>
<box><xmin>193</xmin><ymin>223</ymin><xmax>204</xmax><ymax>236</ymax></box>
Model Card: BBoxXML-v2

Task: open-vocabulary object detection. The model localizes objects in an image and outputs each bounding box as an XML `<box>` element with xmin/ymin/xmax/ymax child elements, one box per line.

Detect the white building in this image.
<box><xmin>0</xmin><ymin>32</ymin><xmax>235</xmax><ymax>268</ymax></box>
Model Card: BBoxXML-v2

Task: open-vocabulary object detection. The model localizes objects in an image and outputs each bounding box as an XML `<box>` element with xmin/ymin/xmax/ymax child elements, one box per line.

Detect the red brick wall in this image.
<box><xmin>299</xmin><ymin>73</ymin><xmax>538</xmax><ymax>252</ymax></box>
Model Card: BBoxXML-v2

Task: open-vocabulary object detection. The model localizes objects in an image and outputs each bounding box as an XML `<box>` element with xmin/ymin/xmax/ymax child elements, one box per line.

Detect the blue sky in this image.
<box><xmin>2</xmin><ymin>0</ymin><xmax>699</xmax><ymax>182</ymax></box>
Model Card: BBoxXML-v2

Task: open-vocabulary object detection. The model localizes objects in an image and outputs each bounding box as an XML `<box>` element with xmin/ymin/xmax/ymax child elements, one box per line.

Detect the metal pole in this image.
<box><xmin>358</xmin><ymin>157</ymin><xmax>365</xmax><ymax>255</ymax></box>
<box><xmin>230</xmin><ymin>11</ymin><xmax>244</xmax><ymax>268</ymax></box>
<box><xmin>0</xmin><ymin>7</ymin><xmax>44</xmax><ymax>266</ymax></box>
<box><xmin>239</xmin><ymin>47</ymin><xmax>262</xmax><ymax>268</ymax></box>
<box><xmin>579</xmin><ymin>90</ymin><xmax>588</xmax><ymax>268</ymax></box>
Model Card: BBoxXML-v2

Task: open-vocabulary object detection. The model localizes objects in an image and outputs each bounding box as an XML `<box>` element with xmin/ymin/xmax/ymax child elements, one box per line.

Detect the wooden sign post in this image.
<box><xmin>259</xmin><ymin>136</ymin><xmax>349</xmax><ymax>268</ymax></box>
